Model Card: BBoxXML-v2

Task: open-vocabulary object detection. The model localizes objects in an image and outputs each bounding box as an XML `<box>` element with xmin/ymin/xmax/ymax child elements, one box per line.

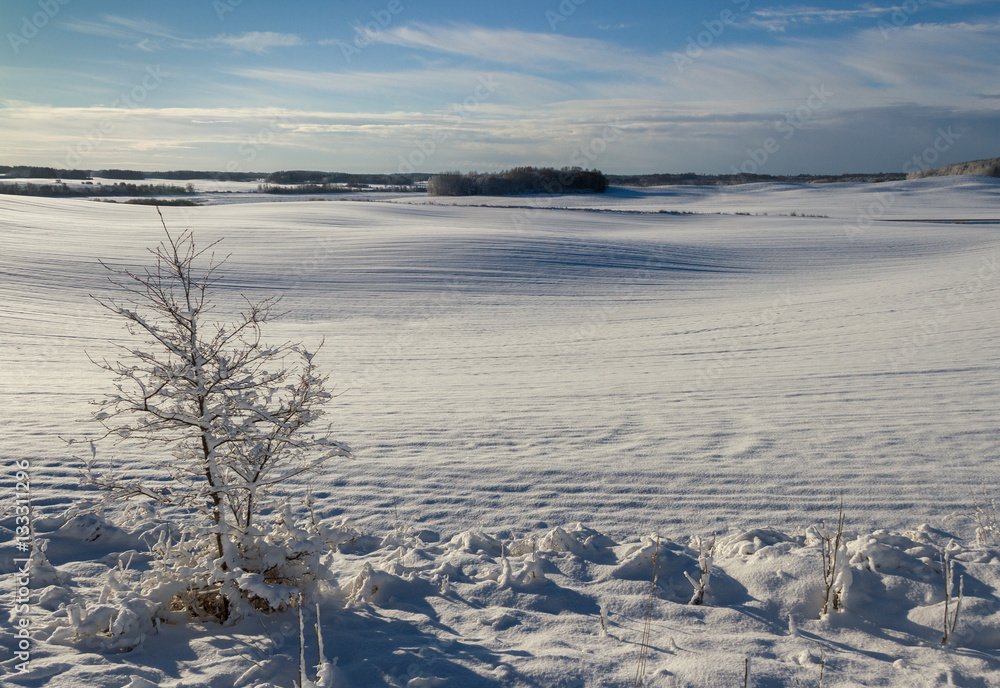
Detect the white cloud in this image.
<box><xmin>2</xmin><ymin>97</ymin><xmax>998</xmax><ymax>175</ymax></box>
<box><xmin>229</xmin><ymin>66</ymin><xmax>575</xmax><ymax>105</ymax></box>
<box><xmin>368</xmin><ymin>22</ymin><xmax>648</xmax><ymax>73</ymax></box>
<box><xmin>746</xmin><ymin>0</ymin><xmax>1000</xmax><ymax>32</ymax></box>
<box><xmin>746</xmin><ymin>6</ymin><xmax>895</xmax><ymax>32</ymax></box>
<box><xmin>62</xmin><ymin>15</ymin><xmax>176</xmax><ymax>41</ymax></box>
<box><xmin>63</xmin><ymin>16</ymin><xmax>303</xmax><ymax>54</ymax></box>
<box><xmin>207</xmin><ymin>32</ymin><xmax>303</xmax><ymax>54</ymax></box>
<box><xmin>13</xmin><ymin>14</ymin><xmax>1000</xmax><ymax>173</ymax></box>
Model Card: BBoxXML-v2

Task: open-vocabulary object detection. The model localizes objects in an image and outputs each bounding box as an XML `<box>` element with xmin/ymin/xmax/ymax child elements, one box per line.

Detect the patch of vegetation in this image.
<box><xmin>907</xmin><ymin>156</ymin><xmax>1000</xmax><ymax>180</ymax></box>
<box><xmin>258</xmin><ymin>183</ymin><xmax>353</xmax><ymax>195</ymax></box>
<box><xmin>0</xmin><ymin>166</ymin><xmax>91</xmax><ymax>179</ymax></box>
<box><xmin>0</xmin><ymin>182</ymin><xmax>195</xmax><ymax>198</ymax></box>
<box><xmin>124</xmin><ymin>198</ymin><xmax>200</xmax><ymax>206</ymax></box>
<box><xmin>98</xmin><ymin>169</ymin><xmax>147</xmax><ymax>180</ymax></box>
<box><xmin>257</xmin><ymin>182</ymin><xmax>426</xmax><ymax>195</ymax></box>
<box><xmin>154</xmin><ymin>170</ymin><xmax>265</xmax><ymax>181</ymax></box>
<box><xmin>265</xmin><ymin>170</ymin><xmax>429</xmax><ymax>186</ymax></box>
<box><xmin>428</xmin><ymin>167</ymin><xmax>608</xmax><ymax>196</ymax></box>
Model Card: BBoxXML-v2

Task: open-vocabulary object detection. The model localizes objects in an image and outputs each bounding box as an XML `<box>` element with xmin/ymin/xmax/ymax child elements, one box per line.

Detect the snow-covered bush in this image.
<box><xmin>811</xmin><ymin>504</ymin><xmax>851</xmax><ymax>616</ymax></box>
<box><xmin>77</xmin><ymin>219</ymin><xmax>352</xmax><ymax>622</ymax></box>
<box><xmin>684</xmin><ymin>536</ymin><xmax>714</xmax><ymax>605</ymax></box>
<box><xmin>139</xmin><ymin>506</ymin><xmax>332</xmax><ymax>621</ymax></box>
<box><xmin>972</xmin><ymin>491</ymin><xmax>1000</xmax><ymax>546</ymax></box>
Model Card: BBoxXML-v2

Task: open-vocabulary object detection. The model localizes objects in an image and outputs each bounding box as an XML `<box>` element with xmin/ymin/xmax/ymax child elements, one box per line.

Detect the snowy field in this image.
<box><xmin>389</xmin><ymin>176</ymin><xmax>1000</xmax><ymax>221</ymax></box>
<box><xmin>2</xmin><ymin>178</ymin><xmax>999</xmax><ymax>686</ymax></box>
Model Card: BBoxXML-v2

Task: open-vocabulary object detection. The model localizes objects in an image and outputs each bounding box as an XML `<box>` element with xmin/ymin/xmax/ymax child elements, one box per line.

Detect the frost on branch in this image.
<box><xmin>79</xmin><ymin>216</ymin><xmax>352</xmax><ymax>622</ymax></box>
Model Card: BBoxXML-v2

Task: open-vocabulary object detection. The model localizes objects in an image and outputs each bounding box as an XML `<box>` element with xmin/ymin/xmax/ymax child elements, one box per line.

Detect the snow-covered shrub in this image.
<box><xmin>810</xmin><ymin>503</ymin><xmax>851</xmax><ymax>616</ymax></box>
<box><xmin>684</xmin><ymin>536</ymin><xmax>714</xmax><ymax>605</ymax></box>
<box><xmin>345</xmin><ymin>562</ymin><xmax>422</xmax><ymax>607</ymax></box>
<box><xmin>140</xmin><ymin>506</ymin><xmax>332</xmax><ymax>622</ymax></box>
<box><xmin>941</xmin><ymin>549</ymin><xmax>964</xmax><ymax>645</ymax></box>
<box><xmin>717</xmin><ymin>528</ymin><xmax>794</xmax><ymax>558</ymax></box>
<box><xmin>972</xmin><ymin>491</ymin><xmax>1000</xmax><ymax>546</ymax></box>
<box><xmin>534</xmin><ymin>524</ymin><xmax>614</xmax><ymax>559</ymax></box>
<box><xmin>76</xmin><ymin>223</ymin><xmax>352</xmax><ymax>623</ymax></box>
<box><xmin>446</xmin><ymin>528</ymin><xmax>503</xmax><ymax>555</ymax></box>
<box><xmin>497</xmin><ymin>556</ymin><xmax>548</xmax><ymax>589</ymax></box>
<box><xmin>48</xmin><ymin>568</ymin><xmax>160</xmax><ymax>652</ymax></box>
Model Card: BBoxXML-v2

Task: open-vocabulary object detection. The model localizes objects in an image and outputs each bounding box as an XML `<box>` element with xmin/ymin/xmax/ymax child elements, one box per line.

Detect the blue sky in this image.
<box><xmin>2</xmin><ymin>0</ymin><xmax>999</xmax><ymax>174</ymax></box>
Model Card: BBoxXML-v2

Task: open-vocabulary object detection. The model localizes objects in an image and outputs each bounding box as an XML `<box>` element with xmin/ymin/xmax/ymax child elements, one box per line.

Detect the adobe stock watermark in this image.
<box><xmin>546</xmin><ymin>0</ymin><xmax>586</xmax><ymax>31</ymax></box>
<box><xmin>673</xmin><ymin>0</ymin><xmax>749</xmax><ymax>74</ymax></box>
<box><xmin>396</xmin><ymin>74</ymin><xmax>499</xmax><ymax>174</ymax></box>
<box><xmin>842</xmin><ymin>192</ymin><xmax>896</xmax><ymax>241</ymax></box>
<box><xmin>509</xmin><ymin>119</ymin><xmax>624</xmax><ymax>234</ymax></box>
<box><xmin>696</xmin><ymin>288</ymin><xmax>795</xmax><ymax>389</ymax></box>
<box><xmin>569</xmin><ymin>119</ymin><xmax>624</xmax><ymax>169</ymax></box>
<box><xmin>213</xmin><ymin>0</ymin><xmax>243</xmax><ymax>21</ymax></box>
<box><xmin>335</xmin><ymin>0</ymin><xmax>404</xmax><ymax>64</ymax></box>
<box><xmin>225</xmin><ymin>110</ymin><xmax>292</xmax><ymax>173</ymax></box>
<box><xmin>64</xmin><ymin>65</ymin><xmax>166</xmax><ymax>168</ymax></box>
<box><xmin>7</xmin><ymin>0</ymin><xmax>71</xmax><ymax>55</ymax></box>
<box><xmin>348</xmin><ymin>281</ymin><xmax>463</xmax><ymax>390</ymax></box>
<box><xmin>287</xmin><ymin>276</ymin><xmax>465</xmax><ymax>391</ymax></box>
<box><xmin>902</xmin><ymin>127</ymin><xmax>961</xmax><ymax>176</ymax></box>
<box><xmin>557</xmin><ymin>246</ymin><xmax>670</xmax><ymax>352</ymax></box>
<box><xmin>9</xmin><ymin>459</ymin><xmax>34</xmax><ymax>675</ymax></box>
<box><xmin>886</xmin><ymin>255</ymin><xmax>997</xmax><ymax>371</ymax></box>
<box><xmin>878</xmin><ymin>0</ymin><xmax>927</xmax><ymax>39</ymax></box>
<box><xmin>844</xmin><ymin>126</ymin><xmax>961</xmax><ymax>241</ymax></box>
<box><xmin>729</xmin><ymin>84</ymin><xmax>832</xmax><ymax>175</ymax></box>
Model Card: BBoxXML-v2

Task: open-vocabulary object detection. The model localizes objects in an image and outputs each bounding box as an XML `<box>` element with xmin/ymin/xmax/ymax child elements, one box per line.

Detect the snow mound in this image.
<box><xmin>19</xmin><ymin>513</ymin><xmax>1000</xmax><ymax>686</ymax></box>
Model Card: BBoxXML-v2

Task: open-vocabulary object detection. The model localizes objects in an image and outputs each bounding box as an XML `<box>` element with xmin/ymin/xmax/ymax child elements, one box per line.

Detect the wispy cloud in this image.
<box><xmin>746</xmin><ymin>6</ymin><xmax>895</xmax><ymax>32</ymax></box>
<box><xmin>230</xmin><ymin>66</ymin><xmax>574</xmax><ymax>105</ymax></box>
<box><xmin>5</xmin><ymin>97</ymin><xmax>997</xmax><ymax>174</ymax></box>
<box><xmin>746</xmin><ymin>0</ymin><xmax>1000</xmax><ymax>32</ymax></box>
<box><xmin>17</xmin><ymin>10</ymin><xmax>1000</xmax><ymax>173</ymax></box>
<box><xmin>219</xmin><ymin>18</ymin><xmax>1000</xmax><ymax>123</ymax></box>
<box><xmin>367</xmin><ymin>22</ymin><xmax>643</xmax><ymax>73</ymax></box>
<box><xmin>207</xmin><ymin>32</ymin><xmax>304</xmax><ymax>54</ymax></box>
<box><xmin>63</xmin><ymin>15</ymin><xmax>303</xmax><ymax>54</ymax></box>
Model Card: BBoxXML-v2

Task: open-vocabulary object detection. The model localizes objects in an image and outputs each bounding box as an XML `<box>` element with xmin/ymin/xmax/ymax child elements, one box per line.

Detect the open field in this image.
<box><xmin>1</xmin><ymin>178</ymin><xmax>999</xmax><ymax>686</ymax></box>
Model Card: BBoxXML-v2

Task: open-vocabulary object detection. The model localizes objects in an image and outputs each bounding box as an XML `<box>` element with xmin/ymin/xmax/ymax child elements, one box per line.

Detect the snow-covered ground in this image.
<box><xmin>1</xmin><ymin>179</ymin><xmax>999</xmax><ymax>686</ymax></box>
<box><xmin>395</xmin><ymin>175</ymin><xmax>1000</xmax><ymax>221</ymax></box>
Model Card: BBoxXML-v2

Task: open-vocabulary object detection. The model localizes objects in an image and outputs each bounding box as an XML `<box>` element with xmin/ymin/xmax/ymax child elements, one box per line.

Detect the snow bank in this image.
<box><xmin>8</xmin><ymin>512</ymin><xmax>999</xmax><ymax>687</ymax></box>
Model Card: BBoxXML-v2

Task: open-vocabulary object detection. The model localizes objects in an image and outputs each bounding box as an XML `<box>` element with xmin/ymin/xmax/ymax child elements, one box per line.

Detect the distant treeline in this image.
<box><xmin>85</xmin><ymin>169</ymin><xmax>263</xmax><ymax>181</ymax></box>
<box><xmin>427</xmin><ymin>167</ymin><xmax>608</xmax><ymax>196</ymax></box>
<box><xmin>122</xmin><ymin>198</ymin><xmax>200</xmax><ymax>206</ymax></box>
<box><xmin>264</xmin><ymin>170</ymin><xmax>431</xmax><ymax>185</ymax></box>
<box><xmin>0</xmin><ymin>166</ymin><xmax>263</xmax><ymax>181</ymax></box>
<box><xmin>0</xmin><ymin>165</ymin><xmax>913</xmax><ymax>189</ymax></box>
<box><xmin>143</xmin><ymin>170</ymin><xmax>264</xmax><ymax>181</ymax></box>
<box><xmin>0</xmin><ymin>166</ymin><xmax>91</xmax><ymax>179</ymax></box>
<box><xmin>906</xmin><ymin>157</ymin><xmax>1000</xmax><ymax>180</ymax></box>
<box><xmin>608</xmin><ymin>172</ymin><xmax>907</xmax><ymax>186</ymax></box>
<box><xmin>258</xmin><ymin>183</ymin><xmax>424</xmax><ymax>194</ymax></box>
<box><xmin>0</xmin><ymin>182</ymin><xmax>195</xmax><ymax>197</ymax></box>
<box><xmin>258</xmin><ymin>183</ymin><xmax>351</xmax><ymax>195</ymax></box>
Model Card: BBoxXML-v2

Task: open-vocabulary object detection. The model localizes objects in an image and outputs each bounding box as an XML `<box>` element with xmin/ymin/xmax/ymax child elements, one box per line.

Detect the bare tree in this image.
<box><xmin>81</xmin><ymin>213</ymin><xmax>350</xmax><ymax>618</ymax></box>
<box><xmin>819</xmin><ymin>500</ymin><xmax>849</xmax><ymax>616</ymax></box>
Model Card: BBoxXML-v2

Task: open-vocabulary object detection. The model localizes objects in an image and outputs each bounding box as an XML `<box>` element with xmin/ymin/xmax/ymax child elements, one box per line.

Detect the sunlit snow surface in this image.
<box><xmin>3</xmin><ymin>179</ymin><xmax>998</xmax><ymax>534</ymax></box>
<box><xmin>1</xmin><ymin>179</ymin><xmax>999</xmax><ymax>686</ymax></box>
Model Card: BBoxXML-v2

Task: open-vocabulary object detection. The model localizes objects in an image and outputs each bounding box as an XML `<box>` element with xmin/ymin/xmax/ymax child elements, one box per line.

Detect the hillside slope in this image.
<box><xmin>907</xmin><ymin>156</ymin><xmax>1000</xmax><ymax>179</ymax></box>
